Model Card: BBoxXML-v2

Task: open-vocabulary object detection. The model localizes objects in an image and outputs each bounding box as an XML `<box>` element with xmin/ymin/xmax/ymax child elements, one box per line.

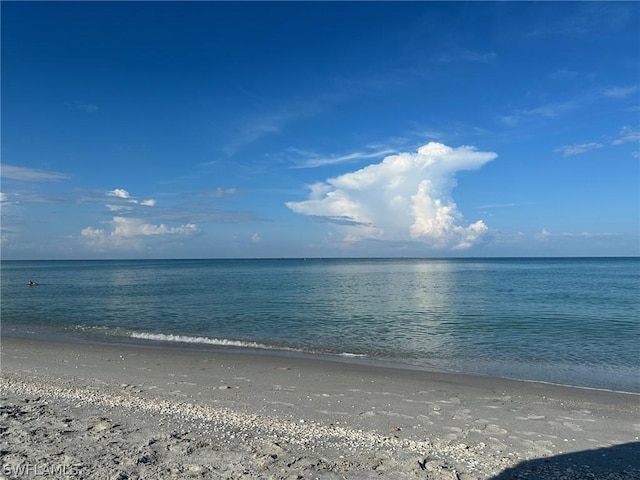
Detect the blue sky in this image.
<box><xmin>2</xmin><ymin>1</ymin><xmax>638</xmax><ymax>259</ymax></box>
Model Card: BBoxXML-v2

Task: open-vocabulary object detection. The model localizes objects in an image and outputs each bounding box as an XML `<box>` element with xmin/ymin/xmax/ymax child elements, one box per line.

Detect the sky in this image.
<box><xmin>1</xmin><ymin>1</ymin><xmax>639</xmax><ymax>260</ymax></box>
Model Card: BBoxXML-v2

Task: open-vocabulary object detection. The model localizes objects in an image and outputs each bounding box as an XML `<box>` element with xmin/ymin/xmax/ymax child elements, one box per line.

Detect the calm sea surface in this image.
<box><xmin>1</xmin><ymin>258</ymin><xmax>638</xmax><ymax>392</ymax></box>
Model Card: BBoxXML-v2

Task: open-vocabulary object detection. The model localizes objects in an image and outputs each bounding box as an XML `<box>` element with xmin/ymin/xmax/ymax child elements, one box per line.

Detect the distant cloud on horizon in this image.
<box><xmin>81</xmin><ymin>216</ymin><xmax>198</xmax><ymax>250</ymax></box>
<box><xmin>536</xmin><ymin>228</ymin><xmax>617</xmax><ymax>240</ymax></box>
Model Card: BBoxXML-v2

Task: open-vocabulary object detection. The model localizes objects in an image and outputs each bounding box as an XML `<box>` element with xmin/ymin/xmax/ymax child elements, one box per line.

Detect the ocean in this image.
<box><xmin>1</xmin><ymin>258</ymin><xmax>638</xmax><ymax>393</ymax></box>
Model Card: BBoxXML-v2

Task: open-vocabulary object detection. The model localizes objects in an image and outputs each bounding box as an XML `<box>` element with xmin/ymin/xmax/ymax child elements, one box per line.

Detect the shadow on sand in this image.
<box><xmin>489</xmin><ymin>442</ymin><xmax>640</xmax><ymax>479</ymax></box>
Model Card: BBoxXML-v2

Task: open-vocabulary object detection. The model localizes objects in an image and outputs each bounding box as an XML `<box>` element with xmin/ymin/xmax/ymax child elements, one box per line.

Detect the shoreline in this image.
<box><xmin>2</xmin><ymin>336</ymin><xmax>639</xmax><ymax>479</ymax></box>
<box><xmin>4</xmin><ymin>327</ymin><xmax>639</xmax><ymax>396</ymax></box>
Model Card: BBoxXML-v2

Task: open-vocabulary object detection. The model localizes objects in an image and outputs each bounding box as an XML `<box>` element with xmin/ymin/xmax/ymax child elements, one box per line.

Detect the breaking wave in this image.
<box><xmin>128</xmin><ymin>331</ymin><xmax>367</xmax><ymax>358</ymax></box>
<box><xmin>129</xmin><ymin>332</ymin><xmax>286</xmax><ymax>350</ymax></box>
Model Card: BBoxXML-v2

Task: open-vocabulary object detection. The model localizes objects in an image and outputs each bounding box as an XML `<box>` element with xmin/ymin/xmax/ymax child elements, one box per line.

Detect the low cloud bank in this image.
<box><xmin>81</xmin><ymin>189</ymin><xmax>198</xmax><ymax>251</ymax></box>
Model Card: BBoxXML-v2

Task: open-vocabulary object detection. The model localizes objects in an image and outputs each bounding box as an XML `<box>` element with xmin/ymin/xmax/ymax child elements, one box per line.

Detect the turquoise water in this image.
<box><xmin>1</xmin><ymin>258</ymin><xmax>638</xmax><ymax>392</ymax></box>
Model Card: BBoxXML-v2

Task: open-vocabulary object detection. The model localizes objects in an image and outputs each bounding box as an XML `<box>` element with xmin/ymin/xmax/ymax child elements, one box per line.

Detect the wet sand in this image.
<box><xmin>1</xmin><ymin>336</ymin><xmax>638</xmax><ymax>479</ymax></box>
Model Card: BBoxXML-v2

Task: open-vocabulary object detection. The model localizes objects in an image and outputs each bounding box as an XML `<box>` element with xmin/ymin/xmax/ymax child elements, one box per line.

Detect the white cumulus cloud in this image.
<box><xmin>106</xmin><ymin>188</ymin><xmax>155</xmax><ymax>207</ymax></box>
<box><xmin>107</xmin><ymin>188</ymin><xmax>132</xmax><ymax>199</ymax></box>
<box><xmin>81</xmin><ymin>216</ymin><xmax>198</xmax><ymax>249</ymax></box>
<box><xmin>286</xmin><ymin>143</ymin><xmax>496</xmax><ymax>250</ymax></box>
<box><xmin>110</xmin><ymin>217</ymin><xmax>197</xmax><ymax>236</ymax></box>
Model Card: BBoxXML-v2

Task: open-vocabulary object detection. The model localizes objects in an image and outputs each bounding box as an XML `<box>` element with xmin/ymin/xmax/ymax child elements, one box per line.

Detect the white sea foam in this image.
<box><xmin>128</xmin><ymin>332</ymin><xmax>368</xmax><ymax>359</ymax></box>
<box><xmin>129</xmin><ymin>332</ymin><xmax>278</xmax><ymax>350</ymax></box>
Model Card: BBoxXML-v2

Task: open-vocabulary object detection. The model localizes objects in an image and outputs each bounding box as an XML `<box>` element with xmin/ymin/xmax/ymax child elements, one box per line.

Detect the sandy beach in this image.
<box><xmin>1</xmin><ymin>337</ymin><xmax>638</xmax><ymax>479</ymax></box>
